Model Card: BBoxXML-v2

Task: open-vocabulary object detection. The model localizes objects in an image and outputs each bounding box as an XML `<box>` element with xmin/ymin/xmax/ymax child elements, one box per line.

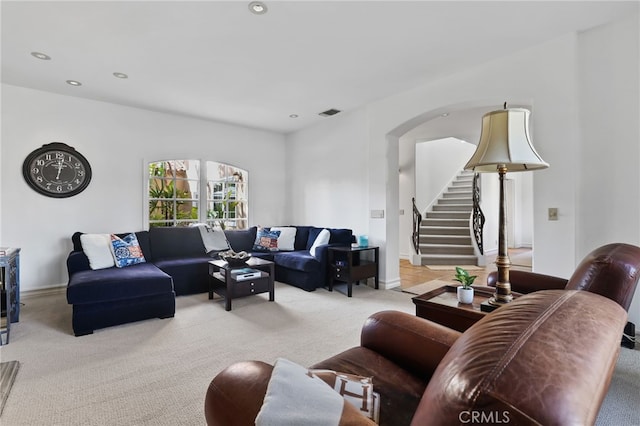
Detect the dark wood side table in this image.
<box><xmin>412</xmin><ymin>284</ymin><xmax>495</xmax><ymax>332</ymax></box>
<box><xmin>328</xmin><ymin>246</ymin><xmax>379</xmax><ymax>297</ymax></box>
<box><xmin>208</xmin><ymin>257</ymin><xmax>275</xmax><ymax>311</ymax></box>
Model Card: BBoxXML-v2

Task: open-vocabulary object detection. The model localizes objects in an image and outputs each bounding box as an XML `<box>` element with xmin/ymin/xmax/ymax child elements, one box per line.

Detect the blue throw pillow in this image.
<box><xmin>253</xmin><ymin>228</ymin><xmax>281</xmax><ymax>252</ymax></box>
<box><xmin>110</xmin><ymin>233</ymin><xmax>146</xmax><ymax>268</ymax></box>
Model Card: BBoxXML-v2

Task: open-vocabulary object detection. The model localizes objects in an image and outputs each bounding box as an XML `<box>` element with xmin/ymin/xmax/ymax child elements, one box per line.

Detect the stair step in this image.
<box><xmin>433</xmin><ymin>204</ymin><xmax>472</xmax><ymax>212</ymax></box>
<box><xmin>420</xmin><ymin>226</ymin><xmax>470</xmax><ymax>236</ymax></box>
<box><xmin>425</xmin><ymin>211</ymin><xmax>470</xmax><ymax>220</ymax></box>
<box><xmin>439</xmin><ymin>197</ymin><xmax>472</xmax><ymax>205</ymax></box>
<box><xmin>419</xmin><ymin>235</ymin><xmax>472</xmax><ymax>245</ymax></box>
<box><xmin>422</xmin><ymin>218</ymin><xmax>468</xmax><ymax>227</ymax></box>
<box><xmin>415</xmin><ymin>170</ymin><xmax>479</xmax><ymax>262</ymax></box>
<box><xmin>448</xmin><ymin>186</ymin><xmax>472</xmax><ymax>192</ymax></box>
<box><xmin>443</xmin><ymin>192</ymin><xmax>472</xmax><ymax>198</ymax></box>
<box><xmin>420</xmin><ymin>254</ymin><xmax>478</xmax><ymax>266</ymax></box>
<box><xmin>419</xmin><ymin>244</ymin><xmax>475</xmax><ymax>255</ymax></box>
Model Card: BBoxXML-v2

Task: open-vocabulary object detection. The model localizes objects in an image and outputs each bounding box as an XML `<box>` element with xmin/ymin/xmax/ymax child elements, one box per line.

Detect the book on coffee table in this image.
<box><xmin>230</xmin><ymin>268</ymin><xmax>262</xmax><ymax>281</ymax></box>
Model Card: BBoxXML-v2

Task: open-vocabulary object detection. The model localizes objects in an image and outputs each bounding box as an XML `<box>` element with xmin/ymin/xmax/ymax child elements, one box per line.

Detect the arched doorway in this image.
<box><xmin>387</xmin><ymin>102</ymin><xmax>536</xmax><ymax>277</ymax></box>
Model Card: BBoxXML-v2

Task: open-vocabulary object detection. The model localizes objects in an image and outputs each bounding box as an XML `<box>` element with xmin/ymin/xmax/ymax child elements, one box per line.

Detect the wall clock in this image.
<box><xmin>22</xmin><ymin>142</ymin><xmax>92</xmax><ymax>198</ymax></box>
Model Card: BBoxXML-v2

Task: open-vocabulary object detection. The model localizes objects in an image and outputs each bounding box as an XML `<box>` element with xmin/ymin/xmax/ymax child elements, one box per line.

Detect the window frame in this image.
<box><xmin>205</xmin><ymin>162</ymin><xmax>248</xmax><ymax>230</ymax></box>
<box><xmin>144</xmin><ymin>159</ymin><xmax>249</xmax><ymax>229</ymax></box>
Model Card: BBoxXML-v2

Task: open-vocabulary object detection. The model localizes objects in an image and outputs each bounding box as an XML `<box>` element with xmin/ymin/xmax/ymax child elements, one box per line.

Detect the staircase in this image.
<box><xmin>419</xmin><ymin>170</ymin><xmax>478</xmax><ymax>266</ymax></box>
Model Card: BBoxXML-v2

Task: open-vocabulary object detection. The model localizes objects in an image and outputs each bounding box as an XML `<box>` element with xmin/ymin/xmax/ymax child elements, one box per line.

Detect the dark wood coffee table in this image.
<box><xmin>208</xmin><ymin>257</ymin><xmax>275</xmax><ymax>311</ymax></box>
<box><xmin>412</xmin><ymin>284</ymin><xmax>497</xmax><ymax>332</ymax></box>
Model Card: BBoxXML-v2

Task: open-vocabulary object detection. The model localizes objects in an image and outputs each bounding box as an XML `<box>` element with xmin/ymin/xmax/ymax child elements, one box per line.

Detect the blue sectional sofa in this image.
<box><xmin>225</xmin><ymin>226</ymin><xmax>354</xmax><ymax>292</ymax></box>
<box><xmin>66</xmin><ymin>225</ymin><xmax>352</xmax><ymax>335</ymax></box>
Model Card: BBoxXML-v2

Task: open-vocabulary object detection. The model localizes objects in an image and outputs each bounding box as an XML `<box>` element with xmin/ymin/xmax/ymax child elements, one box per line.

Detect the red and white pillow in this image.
<box><xmin>80</xmin><ymin>233</ymin><xmax>146</xmax><ymax>270</ymax></box>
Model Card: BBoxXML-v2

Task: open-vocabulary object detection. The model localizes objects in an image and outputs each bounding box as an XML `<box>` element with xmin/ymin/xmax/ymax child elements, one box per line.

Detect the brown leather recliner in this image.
<box><xmin>204</xmin><ymin>290</ymin><xmax>627</xmax><ymax>426</ymax></box>
<box><xmin>487</xmin><ymin>243</ymin><xmax>640</xmax><ymax>311</ymax></box>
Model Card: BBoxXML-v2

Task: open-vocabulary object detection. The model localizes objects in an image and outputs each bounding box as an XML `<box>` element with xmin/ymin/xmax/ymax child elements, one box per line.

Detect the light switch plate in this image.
<box><xmin>370</xmin><ymin>209</ymin><xmax>385</xmax><ymax>219</ymax></box>
<box><xmin>548</xmin><ymin>208</ymin><xmax>558</xmax><ymax>221</ymax></box>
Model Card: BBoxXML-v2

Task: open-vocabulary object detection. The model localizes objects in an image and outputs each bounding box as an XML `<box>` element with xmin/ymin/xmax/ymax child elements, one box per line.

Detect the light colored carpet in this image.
<box><xmin>596</xmin><ymin>340</ymin><xmax>640</xmax><ymax>425</ymax></box>
<box><xmin>0</xmin><ymin>283</ymin><xmax>414</xmax><ymax>425</ymax></box>
<box><xmin>0</xmin><ymin>282</ymin><xmax>638</xmax><ymax>425</ymax></box>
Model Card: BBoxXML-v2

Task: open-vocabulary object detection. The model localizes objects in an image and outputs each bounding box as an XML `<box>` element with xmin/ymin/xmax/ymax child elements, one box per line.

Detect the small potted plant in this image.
<box><xmin>454</xmin><ymin>266</ymin><xmax>477</xmax><ymax>304</ymax></box>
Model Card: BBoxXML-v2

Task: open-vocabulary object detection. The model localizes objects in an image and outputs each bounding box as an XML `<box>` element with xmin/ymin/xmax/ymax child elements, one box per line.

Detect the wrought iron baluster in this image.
<box><xmin>412</xmin><ymin>197</ymin><xmax>422</xmax><ymax>254</ymax></box>
<box><xmin>472</xmin><ymin>173</ymin><xmax>485</xmax><ymax>255</ymax></box>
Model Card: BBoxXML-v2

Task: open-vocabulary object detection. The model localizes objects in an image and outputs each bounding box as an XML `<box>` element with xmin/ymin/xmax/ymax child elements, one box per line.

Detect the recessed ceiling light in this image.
<box><xmin>441</xmin><ymin>113</ymin><xmax>450</xmax><ymax>117</ymax></box>
<box><xmin>113</xmin><ymin>72</ymin><xmax>128</xmax><ymax>79</ymax></box>
<box><xmin>66</xmin><ymin>80</ymin><xmax>82</xmax><ymax>86</ymax></box>
<box><xmin>249</xmin><ymin>1</ymin><xmax>267</xmax><ymax>15</ymax></box>
<box><xmin>31</xmin><ymin>52</ymin><xmax>51</xmax><ymax>60</ymax></box>
<box><xmin>289</xmin><ymin>114</ymin><xmax>299</xmax><ymax>118</ymax></box>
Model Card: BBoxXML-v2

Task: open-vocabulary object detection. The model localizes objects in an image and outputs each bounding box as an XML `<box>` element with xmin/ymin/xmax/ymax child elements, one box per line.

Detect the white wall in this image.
<box><xmin>414</xmin><ymin>138</ymin><xmax>476</xmax><ymax>213</ymax></box>
<box><xmin>398</xmin><ymin>133</ymin><xmax>415</xmax><ymax>259</ymax></box>
<box><xmin>286</xmin><ymin>13</ymin><xmax>640</xmax><ymax>325</ymax></box>
<box><xmin>575</xmin><ymin>15</ymin><xmax>640</xmax><ymax>324</ymax></box>
<box><xmin>1</xmin><ymin>84</ymin><xmax>286</xmax><ymax>292</ymax></box>
<box><xmin>285</xmin><ymin>108</ymin><xmax>370</xmax><ymax>235</ymax></box>
<box><xmin>576</xmin><ymin>16</ymin><xmax>640</xmax><ymax>251</ymax></box>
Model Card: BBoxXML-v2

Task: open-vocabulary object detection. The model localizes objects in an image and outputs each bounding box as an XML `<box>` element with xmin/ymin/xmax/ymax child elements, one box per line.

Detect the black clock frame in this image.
<box><xmin>22</xmin><ymin>142</ymin><xmax>92</xmax><ymax>198</ymax></box>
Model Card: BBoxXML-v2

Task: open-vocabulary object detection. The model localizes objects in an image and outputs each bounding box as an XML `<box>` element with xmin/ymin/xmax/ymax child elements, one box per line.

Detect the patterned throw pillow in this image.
<box><xmin>110</xmin><ymin>233</ymin><xmax>146</xmax><ymax>268</ymax></box>
<box><xmin>307</xmin><ymin>369</ymin><xmax>380</xmax><ymax>424</ymax></box>
<box><xmin>253</xmin><ymin>228</ymin><xmax>281</xmax><ymax>252</ymax></box>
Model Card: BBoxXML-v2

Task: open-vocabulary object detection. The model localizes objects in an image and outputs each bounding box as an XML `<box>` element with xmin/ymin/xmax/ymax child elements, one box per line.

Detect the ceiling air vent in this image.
<box><xmin>318</xmin><ymin>108</ymin><xmax>341</xmax><ymax>117</ymax></box>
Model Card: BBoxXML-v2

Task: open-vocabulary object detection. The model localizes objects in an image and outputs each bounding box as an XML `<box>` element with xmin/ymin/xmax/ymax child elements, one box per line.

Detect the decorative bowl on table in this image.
<box><xmin>218</xmin><ymin>250</ymin><xmax>251</xmax><ymax>267</ymax></box>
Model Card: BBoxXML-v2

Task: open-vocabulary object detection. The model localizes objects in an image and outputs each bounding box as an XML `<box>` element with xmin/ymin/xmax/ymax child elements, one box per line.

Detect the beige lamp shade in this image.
<box><xmin>464</xmin><ymin>108</ymin><xmax>549</xmax><ymax>172</ymax></box>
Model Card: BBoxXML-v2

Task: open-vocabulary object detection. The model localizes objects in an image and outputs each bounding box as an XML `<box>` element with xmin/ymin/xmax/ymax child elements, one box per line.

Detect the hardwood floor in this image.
<box><xmin>399</xmin><ymin>248</ymin><xmax>532</xmax><ymax>289</ymax></box>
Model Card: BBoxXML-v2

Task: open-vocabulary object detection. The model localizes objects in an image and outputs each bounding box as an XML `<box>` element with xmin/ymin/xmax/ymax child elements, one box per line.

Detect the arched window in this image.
<box><xmin>146</xmin><ymin>160</ymin><xmax>248</xmax><ymax>229</ymax></box>
<box><xmin>206</xmin><ymin>162</ymin><xmax>248</xmax><ymax>230</ymax></box>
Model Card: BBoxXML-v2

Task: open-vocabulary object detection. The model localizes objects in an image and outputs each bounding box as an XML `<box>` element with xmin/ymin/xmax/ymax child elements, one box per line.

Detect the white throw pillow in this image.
<box><xmin>309</xmin><ymin>228</ymin><xmax>331</xmax><ymax>258</ymax></box>
<box><xmin>191</xmin><ymin>223</ymin><xmax>229</xmax><ymax>253</ymax></box>
<box><xmin>80</xmin><ymin>233</ymin><xmax>116</xmax><ymax>270</ymax></box>
<box><xmin>256</xmin><ymin>358</ymin><xmax>345</xmax><ymax>426</ymax></box>
<box><xmin>272</xmin><ymin>227</ymin><xmax>297</xmax><ymax>251</ymax></box>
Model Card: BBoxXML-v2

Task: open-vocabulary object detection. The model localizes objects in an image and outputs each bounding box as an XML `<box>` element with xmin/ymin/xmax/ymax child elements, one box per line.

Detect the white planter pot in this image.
<box><xmin>457</xmin><ymin>286</ymin><xmax>474</xmax><ymax>304</ymax></box>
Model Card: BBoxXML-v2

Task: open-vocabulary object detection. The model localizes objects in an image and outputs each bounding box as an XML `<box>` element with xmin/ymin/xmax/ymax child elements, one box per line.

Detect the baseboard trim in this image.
<box><xmin>21</xmin><ymin>284</ymin><xmax>66</xmax><ymax>299</ymax></box>
<box><xmin>380</xmin><ymin>277</ymin><xmax>401</xmax><ymax>290</ymax></box>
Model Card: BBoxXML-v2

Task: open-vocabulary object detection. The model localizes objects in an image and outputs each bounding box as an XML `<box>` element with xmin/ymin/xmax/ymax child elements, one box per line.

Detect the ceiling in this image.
<box><xmin>2</xmin><ymin>1</ymin><xmax>637</xmax><ymax>134</ymax></box>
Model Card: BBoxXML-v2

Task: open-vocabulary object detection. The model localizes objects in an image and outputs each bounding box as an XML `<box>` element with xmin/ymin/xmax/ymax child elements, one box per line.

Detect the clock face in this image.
<box><xmin>23</xmin><ymin>143</ymin><xmax>92</xmax><ymax>198</ymax></box>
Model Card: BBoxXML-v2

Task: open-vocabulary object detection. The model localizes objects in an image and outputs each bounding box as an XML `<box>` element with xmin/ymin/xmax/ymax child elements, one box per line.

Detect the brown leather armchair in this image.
<box><xmin>487</xmin><ymin>243</ymin><xmax>640</xmax><ymax>311</ymax></box>
<box><xmin>204</xmin><ymin>290</ymin><xmax>627</xmax><ymax>426</ymax></box>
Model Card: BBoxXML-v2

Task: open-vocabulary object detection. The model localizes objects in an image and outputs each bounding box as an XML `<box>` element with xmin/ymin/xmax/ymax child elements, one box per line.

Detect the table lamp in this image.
<box><xmin>464</xmin><ymin>105</ymin><xmax>548</xmax><ymax>307</ymax></box>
